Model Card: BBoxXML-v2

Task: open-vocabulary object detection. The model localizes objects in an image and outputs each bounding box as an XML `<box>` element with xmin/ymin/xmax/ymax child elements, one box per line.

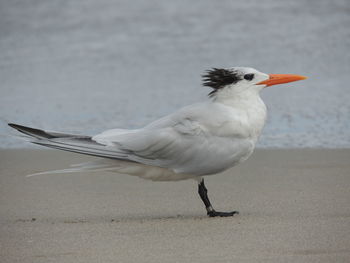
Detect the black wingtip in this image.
<box><xmin>8</xmin><ymin>123</ymin><xmax>20</xmax><ymax>129</ymax></box>
<box><xmin>8</xmin><ymin>123</ymin><xmax>55</xmax><ymax>139</ymax></box>
<box><xmin>8</xmin><ymin>123</ymin><xmax>31</xmax><ymax>132</ymax></box>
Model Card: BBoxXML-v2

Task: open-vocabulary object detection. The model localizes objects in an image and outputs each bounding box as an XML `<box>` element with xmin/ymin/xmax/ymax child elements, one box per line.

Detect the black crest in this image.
<box><xmin>202</xmin><ymin>68</ymin><xmax>242</xmax><ymax>96</ymax></box>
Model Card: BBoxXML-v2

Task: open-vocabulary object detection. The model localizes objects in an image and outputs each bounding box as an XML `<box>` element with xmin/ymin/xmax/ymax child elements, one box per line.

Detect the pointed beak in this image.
<box><xmin>257</xmin><ymin>74</ymin><xmax>307</xmax><ymax>87</ymax></box>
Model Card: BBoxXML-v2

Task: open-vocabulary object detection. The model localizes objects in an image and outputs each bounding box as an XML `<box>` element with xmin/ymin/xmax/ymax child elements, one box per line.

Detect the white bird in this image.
<box><xmin>9</xmin><ymin>67</ymin><xmax>307</xmax><ymax>217</ymax></box>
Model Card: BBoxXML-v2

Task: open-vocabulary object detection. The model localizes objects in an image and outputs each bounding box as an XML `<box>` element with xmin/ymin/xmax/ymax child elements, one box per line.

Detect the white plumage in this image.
<box><xmin>90</xmin><ymin>67</ymin><xmax>268</xmax><ymax>180</ymax></box>
<box><xmin>9</xmin><ymin>67</ymin><xmax>306</xmax><ymax>216</ymax></box>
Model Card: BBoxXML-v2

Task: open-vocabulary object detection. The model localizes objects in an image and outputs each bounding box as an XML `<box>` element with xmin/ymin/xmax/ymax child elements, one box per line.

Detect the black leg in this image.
<box><xmin>198</xmin><ymin>178</ymin><xmax>239</xmax><ymax>217</ymax></box>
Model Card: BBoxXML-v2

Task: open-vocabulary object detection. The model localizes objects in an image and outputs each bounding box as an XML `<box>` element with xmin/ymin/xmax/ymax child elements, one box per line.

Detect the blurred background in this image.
<box><xmin>0</xmin><ymin>0</ymin><xmax>349</xmax><ymax>148</ymax></box>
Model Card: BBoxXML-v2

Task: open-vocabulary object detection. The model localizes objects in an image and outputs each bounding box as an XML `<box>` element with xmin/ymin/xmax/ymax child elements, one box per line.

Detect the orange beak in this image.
<box><xmin>257</xmin><ymin>74</ymin><xmax>307</xmax><ymax>87</ymax></box>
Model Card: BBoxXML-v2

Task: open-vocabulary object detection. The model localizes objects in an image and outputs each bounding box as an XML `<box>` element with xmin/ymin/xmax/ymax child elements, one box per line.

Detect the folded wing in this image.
<box><xmin>9</xmin><ymin>113</ymin><xmax>251</xmax><ymax>176</ymax></box>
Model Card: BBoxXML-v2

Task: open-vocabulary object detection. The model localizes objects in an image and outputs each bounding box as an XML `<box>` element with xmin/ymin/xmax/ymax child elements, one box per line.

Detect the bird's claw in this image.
<box><xmin>207</xmin><ymin>210</ymin><xmax>239</xmax><ymax>217</ymax></box>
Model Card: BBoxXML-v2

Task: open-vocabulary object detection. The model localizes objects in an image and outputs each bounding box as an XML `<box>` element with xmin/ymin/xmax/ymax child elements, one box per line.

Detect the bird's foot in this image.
<box><xmin>207</xmin><ymin>210</ymin><xmax>239</xmax><ymax>217</ymax></box>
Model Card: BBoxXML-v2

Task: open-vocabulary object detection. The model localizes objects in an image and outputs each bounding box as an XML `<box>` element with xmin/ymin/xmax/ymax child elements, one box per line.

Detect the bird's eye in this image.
<box><xmin>244</xmin><ymin>74</ymin><xmax>254</xmax><ymax>81</ymax></box>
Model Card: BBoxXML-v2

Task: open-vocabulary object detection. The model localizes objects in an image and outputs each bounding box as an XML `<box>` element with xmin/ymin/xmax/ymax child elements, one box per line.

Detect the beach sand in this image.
<box><xmin>0</xmin><ymin>149</ymin><xmax>350</xmax><ymax>262</ymax></box>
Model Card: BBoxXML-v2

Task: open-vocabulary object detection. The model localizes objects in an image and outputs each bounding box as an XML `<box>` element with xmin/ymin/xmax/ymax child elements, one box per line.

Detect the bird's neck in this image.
<box><xmin>213</xmin><ymin>89</ymin><xmax>267</xmax><ymax>141</ymax></box>
<box><xmin>213</xmin><ymin>88</ymin><xmax>264</xmax><ymax>108</ymax></box>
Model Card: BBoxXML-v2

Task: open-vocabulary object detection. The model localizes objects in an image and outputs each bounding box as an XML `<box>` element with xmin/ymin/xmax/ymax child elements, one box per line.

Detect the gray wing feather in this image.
<box><xmin>8</xmin><ymin>123</ymin><xmax>134</xmax><ymax>161</ymax></box>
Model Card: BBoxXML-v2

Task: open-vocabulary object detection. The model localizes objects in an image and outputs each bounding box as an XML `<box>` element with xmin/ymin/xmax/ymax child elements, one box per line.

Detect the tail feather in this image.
<box><xmin>27</xmin><ymin>160</ymin><xmax>120</xmax><ymax>177</ymax></box>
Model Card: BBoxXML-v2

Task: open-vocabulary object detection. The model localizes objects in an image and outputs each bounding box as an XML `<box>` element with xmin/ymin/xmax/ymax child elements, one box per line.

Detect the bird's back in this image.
<box><xmin>92</xmin><ymin>99</ymin><xmax>266</xmax><ymax>177</ymax></box>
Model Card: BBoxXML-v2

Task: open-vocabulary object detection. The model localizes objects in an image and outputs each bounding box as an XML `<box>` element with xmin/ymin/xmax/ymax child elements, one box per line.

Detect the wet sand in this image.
<box><xmin>0</xmin><ymin>149</ymin><xmax>350</xmax><ymax>262</ymax></box>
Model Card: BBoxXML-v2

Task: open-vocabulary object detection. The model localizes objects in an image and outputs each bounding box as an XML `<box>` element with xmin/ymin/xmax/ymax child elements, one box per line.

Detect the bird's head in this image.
<box><xmin>202</xmin><ymin>67</ymin><xmax>307</xmax><ymax>98</ymax></box>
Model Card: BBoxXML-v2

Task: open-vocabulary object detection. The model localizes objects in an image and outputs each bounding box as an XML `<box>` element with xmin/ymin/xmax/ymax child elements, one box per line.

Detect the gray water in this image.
<box><xmin>1</xmin><ymin>0</ymin><xmax>349</xmax><ymax>148</ymax></box>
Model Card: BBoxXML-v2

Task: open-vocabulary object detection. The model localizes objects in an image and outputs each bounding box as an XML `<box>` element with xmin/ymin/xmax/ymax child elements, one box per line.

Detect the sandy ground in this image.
<box><xmin>0</xmin><ymin>149</ymin><xmax>349</xmax><ymax>263</ymax></box>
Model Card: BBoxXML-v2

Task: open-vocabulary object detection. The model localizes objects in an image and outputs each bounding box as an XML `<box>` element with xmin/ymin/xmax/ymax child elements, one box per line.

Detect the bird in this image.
<box><xmin>8</xmin><ymin>67</ymin><xmax>307</xmax><ymax>217</ymax></box>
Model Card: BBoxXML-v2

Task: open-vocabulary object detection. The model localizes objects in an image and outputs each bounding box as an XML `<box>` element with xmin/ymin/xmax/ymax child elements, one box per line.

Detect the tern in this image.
<box><xmin>9</xmin><ymin>67</ymin><xmax>307</xmax><ymax>217</ymax></box>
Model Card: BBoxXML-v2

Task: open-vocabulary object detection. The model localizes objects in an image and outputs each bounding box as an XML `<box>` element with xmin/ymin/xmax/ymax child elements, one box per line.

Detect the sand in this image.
<box><xmin>0</xmin><ymin>149</ymin><xmax>350</xmax><ymax>262</ymax></box>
